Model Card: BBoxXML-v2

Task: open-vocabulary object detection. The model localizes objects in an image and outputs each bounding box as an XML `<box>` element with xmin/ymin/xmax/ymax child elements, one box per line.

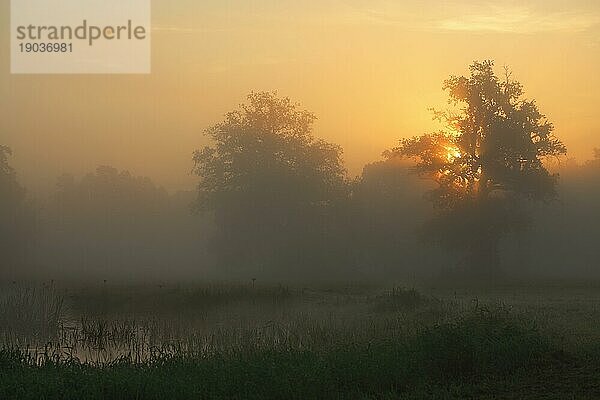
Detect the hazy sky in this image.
<box><xmin>1</xmin><ymin>0</ymin><xmax>599</xmax><ymax>193</ymax></box>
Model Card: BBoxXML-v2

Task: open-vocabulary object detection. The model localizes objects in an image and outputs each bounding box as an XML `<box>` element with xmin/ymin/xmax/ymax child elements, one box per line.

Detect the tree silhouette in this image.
<box><xmin>386</xmin><ymin>61</ymin><xmax>567</xmax><ymax>274</ymax></box>
<box><xmin>55</xmin><ymin>166</ymin><xmax>169</xmax><ymax>224</ymax></box>
<box><xmin>193</xmin><ymin>92</ymin><xmax>348</xmax><ymax>275</ymax></box>
<box><xmin>47</xmin><ymin>166</ymin><xmax>174</xmax><ymax>275</ymax></box>
<box><xmin>0</xmin><ymin>146</ymin><xmax>25</xmax><ymax>207</ymax></box>
<box><xmin>0</xmin><ymin>146</ymin><xmax>29</xmax><ymax>273</ymax></box>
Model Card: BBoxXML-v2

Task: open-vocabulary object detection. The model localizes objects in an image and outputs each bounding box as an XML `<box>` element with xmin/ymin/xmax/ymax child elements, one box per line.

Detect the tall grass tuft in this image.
<box><xmin>0</xmin><ymin>284</ymin><xmax>65</xmax><ymax>343</ymax></box>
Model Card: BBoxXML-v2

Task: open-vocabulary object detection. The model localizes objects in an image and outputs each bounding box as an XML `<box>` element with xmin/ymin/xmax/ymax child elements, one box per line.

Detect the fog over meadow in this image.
<box><xmin>2</xmin><ymin>117</ymin><xmax>599</xmax><ymax>284</ymax></box>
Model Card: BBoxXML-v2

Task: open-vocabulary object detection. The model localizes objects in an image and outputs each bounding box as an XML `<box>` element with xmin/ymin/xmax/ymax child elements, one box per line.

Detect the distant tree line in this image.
<box><xmin>0</xmin><ymin>145</ymin><xmax>36</xmax><ymax>276</ymax></box>
<box><xmin>3</xmin><ymin>61</ymin><xmax>600</xmax><ymax>281</ymax></box>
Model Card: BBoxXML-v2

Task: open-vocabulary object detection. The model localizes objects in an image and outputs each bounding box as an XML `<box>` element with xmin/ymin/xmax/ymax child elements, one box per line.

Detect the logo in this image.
<box><xmin>11</xmin><ymin>0</ymin><xmax>151</xmax><ymax>74</ymax></box>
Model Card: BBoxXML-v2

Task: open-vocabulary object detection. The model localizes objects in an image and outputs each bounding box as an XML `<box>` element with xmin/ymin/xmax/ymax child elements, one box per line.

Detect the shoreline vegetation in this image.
<box><xmin>1</xmin><ymin>282</ymin><xmax>599</xmax><ymax>399</ymax></box>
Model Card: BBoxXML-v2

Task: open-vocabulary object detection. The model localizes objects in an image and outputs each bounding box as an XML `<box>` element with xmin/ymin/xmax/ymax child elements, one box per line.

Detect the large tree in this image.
<box><xmin>386</xmin><ymin>61</ymin><xmax>567</xmax><ymax>275</ymax></box>
<box><xmin>193</xmin><ymin>92</ymin><xmax>348</xmax><ymax>275</ymax></box>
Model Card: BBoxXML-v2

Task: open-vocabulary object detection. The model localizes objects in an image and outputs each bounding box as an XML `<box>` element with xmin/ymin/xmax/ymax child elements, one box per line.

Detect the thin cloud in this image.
<box><xmin>332</xmin><ymin>2</ymin><xmax>599</xmax><ymax>34</ymax></box>
<box><xmin>437</xmin><ymin>6</ymin><xmax>599</xmax><ymax>34</ymax></box>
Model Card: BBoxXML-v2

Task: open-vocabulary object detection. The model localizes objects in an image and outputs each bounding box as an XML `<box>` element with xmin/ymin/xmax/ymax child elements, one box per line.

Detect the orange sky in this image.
<box><xmin>1</xmin><ymin>0</ymin><xmax>599</xmax><ymax>193</ymax></box>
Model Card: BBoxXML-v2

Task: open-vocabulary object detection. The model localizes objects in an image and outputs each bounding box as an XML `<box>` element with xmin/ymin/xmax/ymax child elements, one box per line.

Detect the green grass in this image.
<box><xmin>370</xmin><ymin>287</ymin><xmax>429</xmax><ymax>312</ymax></box>
<box><xmin>0</xmin><ymin>309</ymin><xmax>567</xmax><ymax>399</ymax></box>
<box><xmin>1</xmin><ymin>282</ymin><xmax>599</xmax><ymax>399</ymax></box>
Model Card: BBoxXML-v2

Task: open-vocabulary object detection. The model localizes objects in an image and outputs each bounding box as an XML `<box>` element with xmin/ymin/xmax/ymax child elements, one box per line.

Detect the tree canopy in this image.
<box><xmin>193</xmin><ymin>92</ymin><xmax>346</xmax><ymax>212</ymax></box>
<box><xmin>55</xmin><ymin>165</ymin><xmax>169</xmax><ymax>223</ymax></box>
<box><xmin>388</xmin><ymin>61</ymin><xmax>566</xmax><ymax>208</ymax></box>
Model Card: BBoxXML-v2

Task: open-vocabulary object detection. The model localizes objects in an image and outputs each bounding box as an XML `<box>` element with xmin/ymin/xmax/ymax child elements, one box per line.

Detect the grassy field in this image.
<box><xmin>1</xmin><ymin>280</ymin><xmax>600</xmax><ymax>399</ymax></box>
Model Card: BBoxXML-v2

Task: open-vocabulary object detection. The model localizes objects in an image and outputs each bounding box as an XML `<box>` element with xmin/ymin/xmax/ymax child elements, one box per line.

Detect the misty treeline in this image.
<box><xmin>2</xmin><ymin>61</ymin><xmax>600</xmax><ymax>282</ymax></box>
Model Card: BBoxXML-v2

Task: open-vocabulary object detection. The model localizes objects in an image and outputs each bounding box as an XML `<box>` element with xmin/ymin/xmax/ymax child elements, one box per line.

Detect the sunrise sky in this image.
<box><xmin>1</xmin><ymin>0</ymin><xmax>599</xmax><ymax>193</ymax></box>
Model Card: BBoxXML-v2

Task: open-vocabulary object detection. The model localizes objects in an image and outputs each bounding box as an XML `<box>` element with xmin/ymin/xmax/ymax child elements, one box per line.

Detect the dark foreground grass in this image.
<box><xmin>2</xmin><ymin>308</ymin><xmax>587</xmax><ymax>400</ymax></box>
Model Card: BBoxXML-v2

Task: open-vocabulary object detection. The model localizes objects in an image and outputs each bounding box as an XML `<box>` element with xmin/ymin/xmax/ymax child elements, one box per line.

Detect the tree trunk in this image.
<box><xmin>469</xmin><ymin>175</ymin><xmax>500</xmax><ymax>279</ymax></box>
